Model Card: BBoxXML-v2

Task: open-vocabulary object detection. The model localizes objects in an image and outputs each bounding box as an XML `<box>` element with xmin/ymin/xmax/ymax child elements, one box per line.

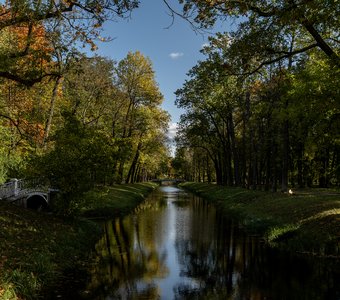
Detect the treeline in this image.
<box><xmin>172</xmin><ymin>1</ymin><xmax>339</xmax><ymax>191</ymax></box>
<box><xmin>0</xmin><ymin>1</ymin><xmax>172</xmax><ymax>214</ymax></box>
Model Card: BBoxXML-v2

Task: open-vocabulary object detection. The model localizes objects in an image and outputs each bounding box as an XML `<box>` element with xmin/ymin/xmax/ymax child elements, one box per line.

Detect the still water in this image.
<box><xmin>85</xmin><ymin>186</ymin><xmax>339</xmax><ymax>300</ymax></box>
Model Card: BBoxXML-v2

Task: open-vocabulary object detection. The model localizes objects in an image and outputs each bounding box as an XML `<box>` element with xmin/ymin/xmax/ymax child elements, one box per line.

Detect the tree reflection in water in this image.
<box><xmin>173</xmin><ymin>197</ymin><xmax>339</xmax><ymax>300</ymax></box>
<box><xmin>86</xmin><ymin>194</ymin><xmax>169</xmax><ymax>299</ymax></box>
<box><xmin>85</xmin><ymin>187</ymin><xmax>339</xmax><ymax>300</ymax></box>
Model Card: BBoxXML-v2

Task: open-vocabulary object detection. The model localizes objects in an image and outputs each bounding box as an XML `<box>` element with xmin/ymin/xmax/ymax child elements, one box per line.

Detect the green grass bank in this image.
<box><xmin>0</xmin><ymin>182</ymin><xmax>157</xmax><ymax>300</ymax></box>
<box><xmin>180</xmin><ymin>182</ymin><xmax>340</xmax><ymax>257</ymax></box>
<box><xmin>80</xmin><ymin>182</ymin><xmax>158</xmax><ymax>218</ymax></box>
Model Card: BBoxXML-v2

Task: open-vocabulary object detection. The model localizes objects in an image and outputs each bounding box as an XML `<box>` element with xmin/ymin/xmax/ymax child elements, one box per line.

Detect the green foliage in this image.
<box><xmin>3</xmin><ymin>270</ymin><xmax>40</xmax><ymax>300</ymax></box>
<box><xmin>179</xmin><ymin>0</ymin><xmax>339</xmax><ymax>67</ymax></box>
<box><xmin>0</xmin><ymin>125</ymin><xmax>24</xmax><ymax>184</ymax></box>
<box><xmin>30</xmin><ymin>114</ymin><xmax>115</xmax><ymax>215</ymax></box>
<box><xmin>175</xmin><ymin>30</ymin><xmax>340</xmax><ymax>188</ymax></box>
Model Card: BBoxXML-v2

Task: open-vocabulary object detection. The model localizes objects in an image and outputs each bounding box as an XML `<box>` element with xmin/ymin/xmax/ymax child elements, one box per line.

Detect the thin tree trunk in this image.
<box><xmin>126</xmin><ymin>142</ymin><xmax>142</xmax><ymax>183</ymax></box>
<box><xmin>229</xmin><ymin>114</ymin><xmax>240</xmax><ymax>186</ymax></box>
<box><xmin>281</xmin><ymin>117</ymin><xmax>289</xmax><ymax>192</ymax></box>
<box><xmin>43</xmin><ymin>75</ymin><xmax>63</xmax><ymax>146</ymax></box>
<box><xmin>297</xmin><ymin>142</ymin><xmax>304</xmax><ymax>188</ymax></box>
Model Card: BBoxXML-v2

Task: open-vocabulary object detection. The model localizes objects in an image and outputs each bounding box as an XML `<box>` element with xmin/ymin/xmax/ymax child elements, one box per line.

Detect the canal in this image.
<box><xmin>83</xmin><ymin>186</ymin><xmax>339</xmax><ymax>299</ymax></box>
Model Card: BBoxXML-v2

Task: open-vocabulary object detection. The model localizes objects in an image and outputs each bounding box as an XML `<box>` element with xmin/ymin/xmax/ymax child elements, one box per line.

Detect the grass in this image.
<box><xmin>180</xmin><ymin>182</ymin><xmax>340</xmax><ymax>256</ymax></box>
<box><xmin>0</xmin><ymin>182</ymin><xmax>157</xmax><ymax>299</ymax></box>
<box><xmin>80</xmin><ymin>182</ymin><xmax>158</xmax><ymax>218</ymax></box>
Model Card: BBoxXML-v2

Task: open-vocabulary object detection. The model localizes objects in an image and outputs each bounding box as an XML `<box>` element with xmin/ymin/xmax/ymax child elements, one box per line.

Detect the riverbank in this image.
<box><xmin>180</xmin><ymin>182</ymin><xmax>340</xmax><ymax>257</ymax></box>
<box><xmin>80</xmin><ymin>182</ymin><xmax>158</xmax><ymax>218</ymax></box>
<box><xmin>0</xmin><ymin>182</ymin><xmax>157</xmax><ymax>299</ymax></box>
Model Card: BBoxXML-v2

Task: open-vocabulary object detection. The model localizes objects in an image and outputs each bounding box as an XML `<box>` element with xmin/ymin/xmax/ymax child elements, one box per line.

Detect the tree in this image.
<box><xmin>112</xmin><ymin>51</ymin><xmax>166</xmax><ymax>182</ymax></box>
<box><xmin>171</xmin><ymin>0</ymin><xmax>339</xmax><ymax>70</ymax></box>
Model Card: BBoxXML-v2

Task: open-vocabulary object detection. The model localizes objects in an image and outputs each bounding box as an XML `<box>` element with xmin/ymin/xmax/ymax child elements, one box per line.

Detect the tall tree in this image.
<box><xmin>112</xmin><ymin>51</ymin><xmax>165</xmax><ymax>182</ymax></box>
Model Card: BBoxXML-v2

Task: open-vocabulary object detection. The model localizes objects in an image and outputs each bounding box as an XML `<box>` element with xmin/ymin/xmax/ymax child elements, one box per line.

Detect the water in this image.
<box><xmin>85</xmin><ymin>186</ymin><xmax>339</xmax><ymax>300</ymax></box>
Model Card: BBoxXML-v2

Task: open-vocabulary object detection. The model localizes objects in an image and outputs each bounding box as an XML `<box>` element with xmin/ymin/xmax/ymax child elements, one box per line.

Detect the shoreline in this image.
<box><xmin>180</xmin><ymin>182</ymin><xmax>340</xmax><ymax>258</ymax></box>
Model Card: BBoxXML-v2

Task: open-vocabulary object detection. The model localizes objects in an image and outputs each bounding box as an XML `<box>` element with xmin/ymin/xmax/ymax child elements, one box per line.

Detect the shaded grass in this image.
<box><xmin>0</xmin><ymin>182</ymin><xmax>157</xmax><ymax>299</ymax></box>
<box><xmin>180</xmin><ymin>182</ymin><xmax>340</xmax><ymax>256</ymax></box>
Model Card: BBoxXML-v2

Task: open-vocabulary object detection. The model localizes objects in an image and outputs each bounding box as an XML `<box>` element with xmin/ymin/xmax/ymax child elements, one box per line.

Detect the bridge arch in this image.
<box><xmin>25</xmin><ymin>193</ymin><xmax>48</xmax><ymax>210</ymax></box>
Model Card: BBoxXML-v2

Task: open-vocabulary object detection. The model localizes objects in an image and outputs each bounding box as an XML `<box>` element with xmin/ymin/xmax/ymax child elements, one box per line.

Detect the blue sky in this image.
<box><xmin>95</xmin><ymin>1</ymin><xmax>225</xmax><ymax>137</ymax></box>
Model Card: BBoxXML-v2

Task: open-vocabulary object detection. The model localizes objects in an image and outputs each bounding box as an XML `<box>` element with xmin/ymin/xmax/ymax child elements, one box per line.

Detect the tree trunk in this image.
<box><xmin>271</xmin><ymin>142</ymin><xmax>278</xmax><ymax>193</ymax></box>
<box><xmin>281</xmin><ymin>118</ymin><xmax>289</xmax><ymax>192</ymax></box>
<box><xmin>228</xmin><ymin>111</ymin><xmax>240</xmax><ymax>186</ymax></box>
<box><xmin>126</xmin><ymin>142</ymin><xmax>142</xmax><ymax>183</ymax></box>
<box><xmin>297</xmin><ymin>142</ymin><xmax>304</xmax><ymax>188</ymax></box>
<box><xmin>43</xmin><ymin>75</ymin><xmax>63</xmax><ymax>146</ymax></box>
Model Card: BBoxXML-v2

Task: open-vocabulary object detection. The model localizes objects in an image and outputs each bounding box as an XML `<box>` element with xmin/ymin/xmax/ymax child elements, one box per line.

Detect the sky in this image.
<box><xmin>94</xmin><ymin>1</ymin><xmax>226</xmax><ymax>139</ymax></box>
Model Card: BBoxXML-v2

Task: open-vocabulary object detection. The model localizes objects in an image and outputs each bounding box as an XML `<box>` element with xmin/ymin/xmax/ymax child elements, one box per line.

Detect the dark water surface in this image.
<box><xmin>84</xmin><ymin>186</ymin><xmax>339</xmax><ymax>300</ymax></box>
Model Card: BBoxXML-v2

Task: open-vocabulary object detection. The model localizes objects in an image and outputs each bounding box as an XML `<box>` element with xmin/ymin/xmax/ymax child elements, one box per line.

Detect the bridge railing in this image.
<box><xmin>0</xmin><ymin>181</ymin><xmax>17</xmax><ymax>199</ymax></box>
<box><xmin>0</xmin><ymin>178</ymin><xmax>49</xmax><ymax>200</ymax></box>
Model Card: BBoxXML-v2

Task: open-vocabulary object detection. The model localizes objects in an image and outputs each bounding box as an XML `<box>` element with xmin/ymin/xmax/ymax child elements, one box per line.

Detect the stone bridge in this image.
<box><xmin>0</xmin><ymin>179</ymin><xmax>58</xmax><ymax>210</ymax></box>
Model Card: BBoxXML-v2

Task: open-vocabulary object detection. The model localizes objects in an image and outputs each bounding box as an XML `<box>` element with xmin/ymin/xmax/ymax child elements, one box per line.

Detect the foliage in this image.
<box><xmin>0</xmin><ymin>50</ymin><xmax>169</xmax><ymax>215</ymax></box>
<box><xmin>0</xmin><ymin>0</ymin><xmax>139</xmax><ymax>84</ymax></box>
<box><xmin>0</xmin><ymin>126</ymin><xmax>24</xmax><ymax>184</ymax></box>
<box><xmin>110</xmin><ymin>51</ymin><xmax>170</xmax><ymax>183</ymax></box>
<box><xmin>175</xmin><ymin>0</ymin><xmax>339</xmax><ymax>69</ymax></box>
<box><xmin>173</xmin><ymin>1</ymin><xmax>339</xmax><ymax>190</ymax></box>
<box><xmin>30</xmin><ymin>114</ymin><xmax>115</xmax><ymax>215</ymax></box>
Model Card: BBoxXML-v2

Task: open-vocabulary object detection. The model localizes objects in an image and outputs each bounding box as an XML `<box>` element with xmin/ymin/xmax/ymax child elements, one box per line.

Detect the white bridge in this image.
<box><xmin>0</xmin><ymin>179</ymin><xmax>57</xmax><ymax>210</ymax></box>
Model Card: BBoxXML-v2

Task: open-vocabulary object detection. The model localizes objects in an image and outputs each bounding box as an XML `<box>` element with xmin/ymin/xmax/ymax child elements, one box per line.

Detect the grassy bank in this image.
<box><xmin>180</xmin><ymin>182</ymin><xmax>340</xmax><ymax>256</ymax></box>
<box><xmin>80</xmin><ymin>182</ymin><xmax>158</xmax><ymax>218</ymax></box>
<box><xmin>0</xmin><ymin>182</ymin><xmax>157</xmax><ymax>299</ymax></box>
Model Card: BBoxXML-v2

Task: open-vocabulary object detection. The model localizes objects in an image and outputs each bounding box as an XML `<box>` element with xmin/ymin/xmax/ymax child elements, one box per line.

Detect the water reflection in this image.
<box><xmin>86</xmin><ymin>186</ymin><xmax>340</xmax><ymax>300</ymax></box>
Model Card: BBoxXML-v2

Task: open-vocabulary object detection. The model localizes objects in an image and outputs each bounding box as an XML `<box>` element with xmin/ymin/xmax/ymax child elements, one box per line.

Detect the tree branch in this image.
<box><xmin>0</xmin><ymin>113</ymin><xmax>23</xmax><ymax>137</ymax></box>
<box><xmin>0</xmin><ymin>71</ymin><xmax>59</xmax><ymax>86</ymax></box>
<box><xmin>226</xmin><ymin>43</ymin><xmax>319</xmax><ymax>76</ymax></box>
